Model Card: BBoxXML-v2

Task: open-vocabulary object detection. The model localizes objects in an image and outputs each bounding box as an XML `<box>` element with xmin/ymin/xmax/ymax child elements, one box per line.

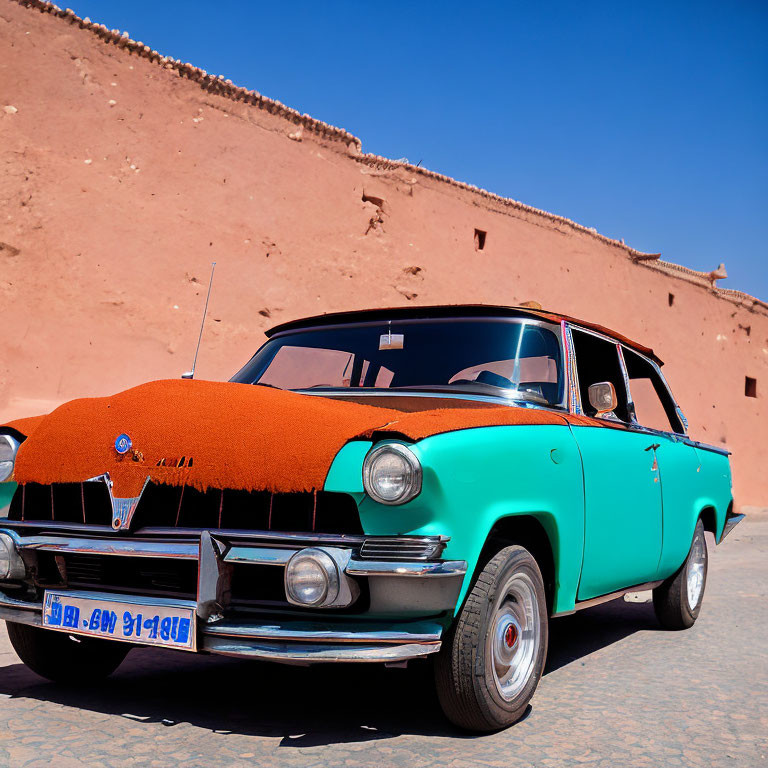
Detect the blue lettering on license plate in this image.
<box><xmin>44</xmin><ymin>593</ymin><xmax>194</xmax><ymax>649</ymax></box>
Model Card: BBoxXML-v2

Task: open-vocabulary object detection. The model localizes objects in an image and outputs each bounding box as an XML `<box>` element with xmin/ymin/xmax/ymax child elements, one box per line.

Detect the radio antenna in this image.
<box><xmin>182</xmin><ymin>261</ymin><xmax>216</xmax><ymax>380</ymax></box>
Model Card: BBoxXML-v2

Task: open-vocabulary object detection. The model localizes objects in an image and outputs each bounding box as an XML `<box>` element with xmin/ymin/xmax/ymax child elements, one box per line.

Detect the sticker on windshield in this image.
<box><xmin>379</xmin><ymin>333</ymin><xmax>404</xmax><ymax>350</ymax></box>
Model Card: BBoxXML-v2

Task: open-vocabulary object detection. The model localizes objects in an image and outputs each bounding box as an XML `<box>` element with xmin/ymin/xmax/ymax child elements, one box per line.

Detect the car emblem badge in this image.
<box><xmin>112</xmin><ymin>496</ymin><xmax>142</xmax><ymax>530</ymax></box>
<box><xmin>115</xmin><ymin>433</ymin><xmax>132</xmax><ymax>455</ymax></box>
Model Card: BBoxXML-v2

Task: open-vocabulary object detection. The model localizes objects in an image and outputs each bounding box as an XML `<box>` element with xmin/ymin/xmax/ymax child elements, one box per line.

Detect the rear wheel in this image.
<box><xmin>653</xmin><ymin>518</ymin><xmax>708</xmax><ymax>630</ymax></box>
<box><xmin>434</xmin><ymin>545</ymin><xmax>548</xmax><ymax>732</ymax></box>
<box><xmin>6</xmin><ymin>622</ymin><xmax>130</xmax><ymax>683</ymax></box>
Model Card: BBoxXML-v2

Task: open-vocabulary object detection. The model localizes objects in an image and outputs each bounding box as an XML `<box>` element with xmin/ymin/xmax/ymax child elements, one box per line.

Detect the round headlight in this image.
<box><xmin>0</xmin><ymin>434</ymin><xmax>20</xmax><ymax>484</ymax></box>
<box><xmin>284</xmin><ymin>548</ymin><xmax>340</xmax><ymax>607</ymax></box>
<box><xmin>363</xmin><ymin>443</ymin><xmax>422</xmax><ymax>505</ymax></box>
<box><xmin>0</xmin><ymin>533</ymin><xmax>26</xmax><ymax>581</ymax></box>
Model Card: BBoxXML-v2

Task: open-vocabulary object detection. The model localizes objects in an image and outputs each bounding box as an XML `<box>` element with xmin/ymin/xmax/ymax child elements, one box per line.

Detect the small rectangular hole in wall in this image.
<box><xmin>745</xmin><ymin>377</ymin><xmax>757</xmax><ymax>398</ymax></box>
<box><xmin>668</xmin><ymin>293</ymin><xmax>675</xmax><ymax>307</ymax></box>
<box><xmin>474</xmin><ymin>229</ymin><xmax>487</xmax><ymax>251</ymax></box>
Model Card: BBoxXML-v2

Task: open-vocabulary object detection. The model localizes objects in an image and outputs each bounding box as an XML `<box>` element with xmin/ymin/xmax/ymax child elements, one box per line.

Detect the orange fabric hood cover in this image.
<box><xmin>4</xmin><ymin>379</ymin><xmax>584</xmax><ymax>497</ymax></box>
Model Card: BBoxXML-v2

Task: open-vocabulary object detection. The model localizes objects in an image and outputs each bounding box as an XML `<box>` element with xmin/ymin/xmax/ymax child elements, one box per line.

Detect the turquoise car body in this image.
<box><xmin>327</xmin><ymin>424</ymin><xmax>732</xmax><ymax>620</ymax></box>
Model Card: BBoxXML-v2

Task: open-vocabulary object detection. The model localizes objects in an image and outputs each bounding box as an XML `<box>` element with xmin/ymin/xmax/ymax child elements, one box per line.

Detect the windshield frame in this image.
<box><xmin>231</xmin><ymin>316</ymin><xmax>568</xmax><ymax>410</ymax></box>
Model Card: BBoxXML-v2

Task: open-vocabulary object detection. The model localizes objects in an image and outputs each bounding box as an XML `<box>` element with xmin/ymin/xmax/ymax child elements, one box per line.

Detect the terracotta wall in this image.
<box><xmin>0</xmin><ymin>0</ymin><xmax>765</xmax><ymax>506</ymax></box>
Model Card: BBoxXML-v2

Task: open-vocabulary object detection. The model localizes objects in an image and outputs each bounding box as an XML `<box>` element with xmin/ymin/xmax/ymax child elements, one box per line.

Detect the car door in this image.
<box><xmin>621</xmin><ymin>348</ymin><xmax>702</xmax><ymax>577</ymax></box>
<box><xmin>569</xmin><ymin>328</ymin><xmax>663</xmax><ymax>600</ymax></box>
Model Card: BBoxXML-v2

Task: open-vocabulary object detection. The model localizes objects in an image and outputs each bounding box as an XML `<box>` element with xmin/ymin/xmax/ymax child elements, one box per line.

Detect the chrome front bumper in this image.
<box><xmin>0</xmin><ymin>528</ymin><xmax>467</xmax><ymax>664</ymax></box>
<box><xmin>0</xmin><ymin>591</ymin><xmax>445</xmax><ymax>663</ymax></box>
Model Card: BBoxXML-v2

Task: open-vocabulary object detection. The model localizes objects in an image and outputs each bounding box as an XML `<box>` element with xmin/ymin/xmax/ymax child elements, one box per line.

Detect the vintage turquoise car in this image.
<box><xmin>0</xmin><ymin>305</ymin><xmax>743</xmax><ymax>731</ymax></box>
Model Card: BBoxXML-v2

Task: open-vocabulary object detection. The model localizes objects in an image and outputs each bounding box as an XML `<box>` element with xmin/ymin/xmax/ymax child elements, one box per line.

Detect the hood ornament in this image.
<box><xmin>86</xmin><ymin>472</ymin><xmax>150</xmax><ymax>531</ymax></box>
<box><xmin>111</xmin><ymin>494</ymin><xmax>143</xmax><ymax>530</ymax></box>
<box><xmin>115</xmin><ymin>433</ymin><xmax>132</xmax><ymax>455</ymax></box>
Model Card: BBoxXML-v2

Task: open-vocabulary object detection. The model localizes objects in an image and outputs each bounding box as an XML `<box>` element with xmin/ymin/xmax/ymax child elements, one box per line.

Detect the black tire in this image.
<box><xmin>6</xmin><ymin>622</ymin><xmax>130</xmax><ymax>683</ymax></box>
<box><xmin>653</xmin><ymin>518</ymin><xmax>708</xmax><ymax>630</ymax></box>
<box><xmin>434</xmin><ymin>545</ymin><xmax>548</xmax><ymax>732</ymax></box>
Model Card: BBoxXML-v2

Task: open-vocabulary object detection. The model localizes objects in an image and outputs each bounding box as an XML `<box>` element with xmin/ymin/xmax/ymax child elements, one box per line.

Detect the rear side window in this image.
<box><xmin>622</xmin><ymin>349</ymin><xmax>682</xmax><ymax>433</ymax></box>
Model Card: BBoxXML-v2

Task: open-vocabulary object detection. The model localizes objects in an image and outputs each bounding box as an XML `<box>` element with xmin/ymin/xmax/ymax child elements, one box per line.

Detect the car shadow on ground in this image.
<box><xmin>0</xmin><ymin>599</ymin><xmax>660</xmax><ymax>745</ymax></box>
<box><xmin>546</xmin><ymin>596</ymin><xmax>660</xmax><ymax>674</ymax></box>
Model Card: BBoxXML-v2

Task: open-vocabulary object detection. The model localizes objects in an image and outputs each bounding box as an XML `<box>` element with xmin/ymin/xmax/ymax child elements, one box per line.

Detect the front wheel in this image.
<box><xmin>653</xmin><ymin>518</ymin><xmax>708</xmax><ymax>630</ymax></box>
<box><xmin>6</xmin><ymin>622</ymin><xmax>131</xmax><ymax>683</ymax></box>
<box><xmin>434</xmin><ymin>545</ymin><xmax>548</xmax><ymax>732</ymax></box>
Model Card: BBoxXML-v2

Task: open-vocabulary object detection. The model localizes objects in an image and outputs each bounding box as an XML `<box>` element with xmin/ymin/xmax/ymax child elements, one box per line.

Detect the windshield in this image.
<box><xmin>231</xmin><ymin>319</ymin><xmax>565</xmax><ymax>407</ymax></box>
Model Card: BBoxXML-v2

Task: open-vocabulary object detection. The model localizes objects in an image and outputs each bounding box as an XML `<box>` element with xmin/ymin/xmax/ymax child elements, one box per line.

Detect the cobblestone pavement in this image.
<box><xmin>0</xmin><ymin>519</ymin><xmax>765</xmax><ymax>768</ymax></box>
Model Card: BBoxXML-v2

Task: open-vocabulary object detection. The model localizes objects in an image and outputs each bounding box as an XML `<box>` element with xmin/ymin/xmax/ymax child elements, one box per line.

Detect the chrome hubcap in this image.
<box><xmin>686</xmin><ymin>528</ymin><xmax>707</xmax><ymax>611</ymax></box>
<box><xmin>490</xmin><ymin>572</ymin><xmax>540</xmax><ymax>702</ymax></box>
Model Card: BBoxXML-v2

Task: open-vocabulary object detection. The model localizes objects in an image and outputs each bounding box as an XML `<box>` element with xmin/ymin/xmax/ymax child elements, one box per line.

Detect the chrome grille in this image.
<box><xmin>358</xmin><ymin>537</ymin><xmax>446</xmax><ymax>561</ymax></box>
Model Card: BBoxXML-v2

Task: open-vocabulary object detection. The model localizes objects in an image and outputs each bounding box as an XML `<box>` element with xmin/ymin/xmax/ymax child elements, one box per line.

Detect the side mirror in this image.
<box><xmin>588</xmin><ymin>381</ymin><xmax>617</xmax><ymax>415</ymax></box>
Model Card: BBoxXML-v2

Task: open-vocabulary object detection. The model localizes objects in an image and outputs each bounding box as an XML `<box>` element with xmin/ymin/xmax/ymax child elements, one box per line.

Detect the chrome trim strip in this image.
<box><xmin>0</xmin><ymin>529</ymin><xmax>199</xmax><ymax>559</ymax></box>
<box><xmin>562</xmin><ymin>321</ymin><xmax>582</xmax><ymax>414</ymax></box>
<box><xmin>202</xmin><ymin>621</ymin><xmax>442</xmax><ymax>644</ymax></box>
<box><xmin>224</xmin><ymin>545</ymin><xmax>297</xmax><ymax>565</ymax></box>
<box><xmin>616</xmin><ymin>343</ymin><xmax>634</xmax><ymax>415</ymax></box>
<box><xmin>0</xmin><ymin>520</ymin><xmax>368</xmax><ymax>544</ymax></box>
<box><xmin>560</xmin><ymin>580</ymin><xmax>664</xmax><ymax>615</ymax></box>
<box><xmin>0</xmin><ymin>601</ymin><xmax>43</xmax><ymax>627</ymax></box>
<box><xmin>0</xmin><ymin>520</ymin><xmax>116</xmax><ymax>533</ymax></box>
<box><xmin>0</xmin><ymin>591</ymin><xmax>42</xmax><ymax>612</ymax></box>
<box><xmin>202</xmin><ymin>635</ymin><xmax>441</xmax><ymax>663</ymax></box>
<box><xmin>135</xmin><ymin>527</ymin><xmax>367</xmax><ymax>545</ymax></box>
<box><xmin>719</xmin><ymin>512</ymin><xmax>745</xmax><ymax>543</ymax></box>
<box><xmin>0</xmin><ymin>529</ymin><xmax>465</xmax><ymax>576</ymax></box>
<box><xmin>685</xmin><ymin>439</ymin><xmax>731</xmax><ymax>457</ymax></box>
<box><xmin>0</xmin><ymin>589</ymin><xmax>197</xmax><ymax>613</ymax></box>
<box><xmin>346</xmin><ymin>559</ymin><xmax>467</xmax><ymax>577</ymax></box>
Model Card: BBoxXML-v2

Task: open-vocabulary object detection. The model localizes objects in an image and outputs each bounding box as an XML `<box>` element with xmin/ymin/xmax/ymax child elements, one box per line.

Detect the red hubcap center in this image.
<box><xmin>504</xmin><ymin>623</ymin><xmax>518</xmax><ymax>648</ymax></box>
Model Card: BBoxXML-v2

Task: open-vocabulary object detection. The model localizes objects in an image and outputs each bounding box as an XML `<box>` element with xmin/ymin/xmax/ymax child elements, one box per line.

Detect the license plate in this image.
<box><xmin>42</xmin><ymin>591</ymin><xmax>196</xmax><ymax>651</ymax></box>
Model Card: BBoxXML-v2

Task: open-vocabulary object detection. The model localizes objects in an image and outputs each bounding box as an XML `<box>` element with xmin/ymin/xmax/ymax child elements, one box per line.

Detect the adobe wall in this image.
<box><xmin>0</xmin><ymin>0</ymin><xmax>765</xmax><ymax>507</ymax></box>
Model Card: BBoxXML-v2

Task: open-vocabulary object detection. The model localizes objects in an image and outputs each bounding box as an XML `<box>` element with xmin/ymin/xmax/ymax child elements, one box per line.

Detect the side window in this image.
<box><xmin>571</xmin><ymin>330</ymin><xmax>630</xmax><ymax>420</ymax></box>
<box><xmin>622</xmin><ymin>349</ymin><xmax>682</xmax><ymax>433</ymax></box>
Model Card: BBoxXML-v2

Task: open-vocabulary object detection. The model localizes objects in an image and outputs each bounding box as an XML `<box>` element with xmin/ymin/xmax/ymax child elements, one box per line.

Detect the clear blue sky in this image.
<box><xmin>72</xmin><ymin>0</ymin><xmax>768</xmax><ymax>300</ymax></box>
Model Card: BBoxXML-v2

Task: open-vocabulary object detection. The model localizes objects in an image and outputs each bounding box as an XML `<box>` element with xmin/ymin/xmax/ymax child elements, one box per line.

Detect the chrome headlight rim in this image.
<box><xmin>284</xmin><ymin>547</ymin><xmax>340</xmax><ymax>607</ymax></box>
<box><xmin>362</xmin><ymin>442</ymin><xmax>422</xmax><ymax>506</ymax></box>
<box><xmin>0</xmin><ymin>433</ymin><xmax>20</xmax><ymax>484</ymax></box>
<box><xmin>0</xmin><ymin>532</ymin><xmax>26</xmax><ymax>581</ymax></box>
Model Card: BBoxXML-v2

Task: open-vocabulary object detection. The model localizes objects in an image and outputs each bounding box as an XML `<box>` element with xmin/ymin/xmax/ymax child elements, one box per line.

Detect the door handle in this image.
<box><xmin>644</xmin><ymin>443</ymin><xmax>661</xmax><ymax>452</ymax></box>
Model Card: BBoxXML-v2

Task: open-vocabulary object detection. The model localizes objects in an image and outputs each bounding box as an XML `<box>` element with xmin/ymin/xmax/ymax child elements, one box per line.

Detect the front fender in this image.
<box><xmin>328</xmin><ymin>425</ymin><xmax>585</xmax><ymax>615</ymax></box>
